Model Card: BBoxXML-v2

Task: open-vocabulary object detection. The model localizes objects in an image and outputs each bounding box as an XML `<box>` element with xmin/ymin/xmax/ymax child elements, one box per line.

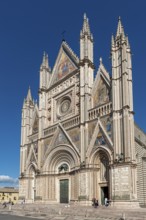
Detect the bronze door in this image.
<box><xmin>60</xmin><ymin>179</ymin><xmax>69</xmax><ymax>203</ymax></box>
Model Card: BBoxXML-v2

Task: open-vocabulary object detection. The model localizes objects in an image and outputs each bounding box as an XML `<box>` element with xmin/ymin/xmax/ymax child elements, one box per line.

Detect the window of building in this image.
<box><xmin>58</xmin><ymin>163</ymin><xmax>69</xmax><ymax>172</ymax></box>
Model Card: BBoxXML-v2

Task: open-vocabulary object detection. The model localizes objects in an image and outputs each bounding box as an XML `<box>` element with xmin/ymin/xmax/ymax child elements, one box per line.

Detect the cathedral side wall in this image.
<box><xmin>135</xmin><ymin>124</ymin><xmax>146</xmax><ymax>207</ymax></box>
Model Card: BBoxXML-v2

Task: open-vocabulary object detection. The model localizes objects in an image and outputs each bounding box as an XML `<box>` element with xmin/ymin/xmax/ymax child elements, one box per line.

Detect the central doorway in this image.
<box><xmin>60</xmin><ymin>179</ymin><xmax>69</xmax><ymax>203</ymax></box>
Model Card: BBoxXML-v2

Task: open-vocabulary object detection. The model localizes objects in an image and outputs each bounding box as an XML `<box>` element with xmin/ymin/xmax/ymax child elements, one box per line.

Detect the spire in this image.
<box><xmin>116</xmin><ymin>16</ymin><xmax>125</xmax><ymax>37</ymax></box>
<box><xmin>81</xmin><ymin>13</ymin><xmax>91</xmax><ymax>37</ymax></box>
<box><xmin>22</xmin><ymin>98</ymin><xmax>26</xmax><ymax>108</ymax></box>
<box><xmin>41</xmin><ymin>51</ymin><xmax>50</xmax><ymax>69</ymax></box>
<box><xmin>26</xmin><ymin>86</ymin><xmax>32</xmax><ymax>102</ymax></box>
<box><xmin>126</xmin><ymin>35</ymin><xmax>130</xmax><ymax>49</ymax></box>
<box><xmin>111</xmin><ymin>34</ymin><xmax>115</xmax><ymax>47</ymax></box>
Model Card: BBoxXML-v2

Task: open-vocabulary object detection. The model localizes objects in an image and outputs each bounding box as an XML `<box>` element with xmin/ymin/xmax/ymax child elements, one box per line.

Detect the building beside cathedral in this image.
<box><xmin>19</xmin><ymin>15</ymin><xmax>146</xmax><ymax>207</ymax></box>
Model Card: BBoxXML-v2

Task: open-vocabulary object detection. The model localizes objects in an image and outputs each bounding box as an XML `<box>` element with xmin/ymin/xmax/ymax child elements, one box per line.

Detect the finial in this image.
<box><xmin>42</xmin><ymin>51</ymin><xmax>46</xmax><ymax>66</ymax></box>
<box><xmin>99</xmin><ymin>57</ymin><xmax>102</xmax><ymax>64</ymax></box>
<box><xmin>84</xmin><ymin>13</ymin><xmax>87</xmax><ymax>19</ymax></box>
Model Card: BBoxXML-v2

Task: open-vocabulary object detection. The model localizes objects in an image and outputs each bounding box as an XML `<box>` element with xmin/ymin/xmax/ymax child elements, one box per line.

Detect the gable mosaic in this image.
<box><xmin>52</xmin><ymin>50</ymin><xmax>77</xmax><ymax>84</ymax></box>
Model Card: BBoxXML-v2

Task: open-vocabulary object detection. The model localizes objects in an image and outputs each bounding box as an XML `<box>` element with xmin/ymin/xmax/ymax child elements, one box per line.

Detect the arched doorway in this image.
<box><xmin>43</xmin><ymin>145</ymin><xmax>80</xmax><ymax>203</ymax></box>
<box><xmin>28</xmin><ymin>165</ymin><xmax>36</xmax><ymax>202</ymax></box>
<box><xmin>99</xmin><ymin>153</ymin><xmax>109</xmax><ymax>205</ymax></box>
<box><xmin>91</xmin><ymin>149</ymin><xmax>110</xmax><ymax>205</ymax></box>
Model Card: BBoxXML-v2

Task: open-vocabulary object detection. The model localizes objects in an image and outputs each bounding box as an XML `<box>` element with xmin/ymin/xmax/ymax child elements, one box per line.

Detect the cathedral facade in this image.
<box><xmin>19</xmin><ymin>15</ymin><xmax>146</xmax><ymax>207</ymax></box>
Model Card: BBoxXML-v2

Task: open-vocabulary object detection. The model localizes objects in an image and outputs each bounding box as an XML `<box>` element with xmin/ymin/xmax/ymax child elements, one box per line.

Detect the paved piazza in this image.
<box><xmin>0</xmin><ymin>204</ymin><xmax>146</xmax><ymax>220</ymax></box>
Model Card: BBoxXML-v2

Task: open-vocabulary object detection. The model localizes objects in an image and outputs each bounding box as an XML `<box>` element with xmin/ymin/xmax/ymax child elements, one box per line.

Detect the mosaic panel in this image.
<box><xmin>54</xmin><ymin>51</ymin><xmax>76</xmax><ymax>83</ymax></box>
<box><xmin>88</xmin><ymin>121</ymin><xmax>97</xmax><ymax>144</ymax></box>
<box><xmin>44</xmin><ymin>138</ymin><xmax>52</xmax><ymax>154</ymax></box>
<box><xmin>100</xmin><ymin>116</ymin><xmax>112</xmax><ymax>140</ymax></box>
<box><xmin>67</xmin><ymin>127</ymin><xmax>80</xmax><ymax>150</ymax></box>
<box><xmin>93</xmin><ymin>78</ymin><xmax>110</xmax><ymax>107</ymax></box>
<box><xmin>54</xmin><ymin>130</ymin><xmax>69</xmax><ymax>146</ymax></box>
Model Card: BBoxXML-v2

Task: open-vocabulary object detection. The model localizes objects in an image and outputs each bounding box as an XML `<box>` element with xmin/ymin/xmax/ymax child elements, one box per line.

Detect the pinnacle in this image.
<box><xmin>41</xmin><ymin>51</ymin><xmax>49</xmax><ymax>69</ymax></box>
<box><xmin>126</xmin><ymin>35</ymin><xmax>130</xmax><ymax>49</ymax></box>
<box><xmin>81</xmin><ymin>13</ymin><xmax>91</xmax><ymax>36</ymax></box>
<box><xmin>116</xmin><ymin>16</ymin><xmax>125</xmax><ymax>38</ymax></box>
<box><xmin>111</xmin><ymin>34</ymin><xmax>115</xmax><ymax>47</ymax></box>
<box><xmin>26</xmin><ymin>86</ymin><xmax>32</xmax><ymax>102</ymax></box>
<box><xmin>84</xmin><ymin>13</ymin><xmax>87</xmax><ymax>19</ymax></box>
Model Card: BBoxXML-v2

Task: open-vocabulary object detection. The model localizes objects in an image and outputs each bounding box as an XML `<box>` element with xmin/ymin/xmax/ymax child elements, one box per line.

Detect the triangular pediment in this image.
<box><xmin>43</xmin><ymin>123</ymin><xmax>80</xmax><ymax>164</ymax></box>
<box><xmin>50</xmin><ymin>41</ymin><xmax>79</xmax><ymax>86</ymax></box>
<box><xmin>25</xmin><ymin>144</ymin><xmax>38</xmax><ymax>170</ymax></box>
<box><xmin>87</xmin><ymin>119</ymin><xmax>113</xmax><ymax>157</ymax></box>
<box><xmin>92</xmin><ymin>61</ymin><xmax>111</xmax><ymax>108</ymax></box>
<box><xmin>54</xmin><ymin>128</ymin><xmax>70</xmax><ymax>146</ymax></box>
<box><xmin>32</xmin><ymin>116</ymin><xmax>39</xmax><ymax>134</ymax></box>
<box><xmin>30</xmin><ymin>104</ymin><xmax>39</xmax><ymax>135</ymax></box>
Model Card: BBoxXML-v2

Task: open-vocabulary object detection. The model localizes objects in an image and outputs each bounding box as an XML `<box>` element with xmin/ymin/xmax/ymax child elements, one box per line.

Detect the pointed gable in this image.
<box><xmin>50</xmin><ymin>41</ymin><xmax>79</xmax><ymax>86</ymax></box>
<box><xmin>26</xmin><ymin>144</ymin><xmax>38</xmax><ymax>170</ymax></box>
<box><xmin>43</xmin><ymin>123</ymin><xmax>80</xmax><ymax>164</ymax></box>
<box><xmin>92</xmin><ymin>58</ymin><xmax>111</xmax><ymax>108</ymax></box>
<box><xmin>54</xmin><ymin>128</ymin><xmax>70</xmax><ymax>146</ymax></box>
<box><xmin>30</xmin><ymin>104</ymin><xmax>39</xmax><ymax>134</ymax></box>
<box><xmin>32</xmin><ymin>116</ymin><xmax>39</xmax><ymax>134</ymax></box>
<box><xmin>87</xmin><ymin>119</ymin><xmax>113</xmax><ymax>157</ymax></box>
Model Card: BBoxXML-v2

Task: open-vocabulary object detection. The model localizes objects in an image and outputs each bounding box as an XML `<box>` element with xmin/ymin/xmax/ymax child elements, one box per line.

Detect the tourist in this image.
<box><xmin>104</xmin><ymin>197</ymin><xmax>108</xmax><ymax>207</ymax></box>
<box><xmin>94</xmin><ymin>199</ymin><xmax>99</xmax><ymax>208</ymax></box>
<box><xmin>3</xmin><ymin>202</ymin><xmax>7</xmax><ymax>208</ymax></box>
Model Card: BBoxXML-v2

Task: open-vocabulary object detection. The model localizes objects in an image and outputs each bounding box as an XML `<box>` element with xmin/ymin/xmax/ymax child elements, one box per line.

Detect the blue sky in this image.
<box><xmin>0</xmin><ymin>0</ymin><xmax>146</xmax><ymax>187</ymax></box>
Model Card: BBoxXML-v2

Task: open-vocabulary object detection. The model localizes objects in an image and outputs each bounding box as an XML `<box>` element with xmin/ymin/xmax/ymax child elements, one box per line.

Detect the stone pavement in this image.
<box><xmin>0</xmin><ymin>203</ymin><xmax>146</xmax><ymax>220</ymax></box>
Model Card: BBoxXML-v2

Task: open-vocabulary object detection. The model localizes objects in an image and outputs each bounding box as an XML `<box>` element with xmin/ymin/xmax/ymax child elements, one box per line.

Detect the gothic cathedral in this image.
<box><xmin>19</xmin><ymin>15</ymin><xmax>146</xmax><ymax>207</ymax></box>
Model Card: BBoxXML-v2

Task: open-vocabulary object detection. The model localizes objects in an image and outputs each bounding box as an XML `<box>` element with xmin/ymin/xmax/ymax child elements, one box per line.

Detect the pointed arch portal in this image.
<box><xmin>27</xmin><ymin>164</ymin><xmax>37</xmax><ymax>202</ymax></box>
<box><xmin>90</xmin><ymin>149</ymin><xmax>110</xmax><ymax>205</ymax></box>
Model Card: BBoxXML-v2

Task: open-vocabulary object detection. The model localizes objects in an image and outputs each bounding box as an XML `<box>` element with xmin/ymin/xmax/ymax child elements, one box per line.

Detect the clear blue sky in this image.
<box><xmin>0</xmin><ymin>0</ymin><xmax>146</xmax><ymax>187</ymax></box>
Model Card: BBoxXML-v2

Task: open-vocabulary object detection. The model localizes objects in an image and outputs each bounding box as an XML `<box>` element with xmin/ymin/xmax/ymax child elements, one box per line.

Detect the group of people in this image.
<box><xmin>92</xmin><ymin>197</ymin><xmax>110</xmax><ymax>207</ymax></box>
<box><xmin>2</xmin><ymin>200</ymin><xmax>14</xmax><ymax>208</ymax></box>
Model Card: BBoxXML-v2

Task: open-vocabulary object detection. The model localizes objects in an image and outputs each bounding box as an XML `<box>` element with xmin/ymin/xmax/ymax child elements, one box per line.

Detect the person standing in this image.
<box><xmin>104</xmin><ymin>197</ymin><xmax>108</xmax><ymax>207</ymax></box>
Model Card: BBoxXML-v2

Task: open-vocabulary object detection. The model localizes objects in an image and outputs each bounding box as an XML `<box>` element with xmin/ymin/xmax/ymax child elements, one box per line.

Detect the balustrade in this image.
<box><xmin>88</xmin><ymin>102</ymin><xmax>112</xmax><ymax>120</ymax></box>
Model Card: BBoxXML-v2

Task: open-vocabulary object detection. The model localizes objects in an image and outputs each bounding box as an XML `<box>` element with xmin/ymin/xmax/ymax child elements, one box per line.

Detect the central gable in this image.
<box><xmin>50</xmin><ymin>42</ymin><xmax>79</xmax><ymax>86</ymax></box>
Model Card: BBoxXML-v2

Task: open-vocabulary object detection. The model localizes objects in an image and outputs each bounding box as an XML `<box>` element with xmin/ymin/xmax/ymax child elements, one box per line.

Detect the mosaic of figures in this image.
<box><xmin>93</xmin><ymin>78</ymin><xmax>110</xmax><ymax>107</ymax></box>
<box><xmin>67</xmin><ymin>127</ymin><xmax>80</xmax><ymax>150</ymax></box>
<box><xmin>54</xmin><ymin>130</ymin><xmax>69</xmax><ymax>146</ymax></box>
<box><xmin>53</xmin><ymin>51</ymin><xmax>76</xmax><ymax>83</ymax></box>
